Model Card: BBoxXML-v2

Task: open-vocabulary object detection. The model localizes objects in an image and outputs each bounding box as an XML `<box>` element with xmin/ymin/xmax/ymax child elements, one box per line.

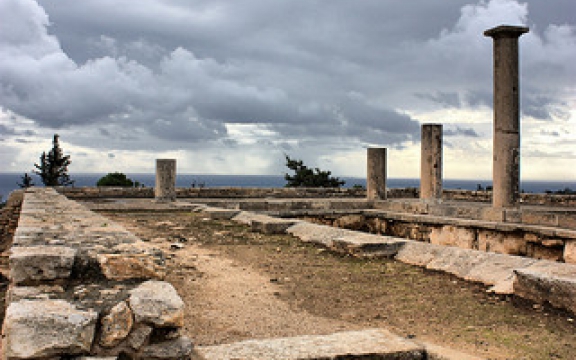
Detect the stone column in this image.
<box><xmin>367</xmin><ymin>148</ymin><xmax>387</xmax><ymax>200</ymax></box>
<box><xmin>420</xmin><ymin>124</ymin><xmax>443</xmax><ymax>201</ymax></box>
<box><xmin>484</xmin><ymin>25</ymin><xmax>529</xmax><ymax>208</ymax></box>
<box><xmin>155</xmin><ymin>159</ymin><xmax>176</xmax><ymax>202</ymax></box>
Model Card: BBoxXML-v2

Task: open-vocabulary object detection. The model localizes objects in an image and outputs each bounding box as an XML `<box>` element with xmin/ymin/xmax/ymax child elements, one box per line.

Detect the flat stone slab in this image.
<box><xmin>195</xmin><ymin>329</ymin><xmax>425</xmax><ymax>360</ymax></box>
<box><xmin>286</xmin><ymin>222</ymin><xmax>353</xmax><ymax>248</ymax></box>
<box><xmin>332</xmin><ymin>233</ymin><xmax>406</xmax><ymax>257</ymax></box>
<box><xmin>513</xmin><ymin>261</ymin><xmax>576</xmax><ymax>314</ymax></box>
<box><xmin>9</xmin><ymin>246</ymin><xmax>77</xmax><ymax>284</ymax></box>
<box><xmin>203</xmin><ymin>207</ymin><xmax>241</xmax><ymax>220</ymax></box>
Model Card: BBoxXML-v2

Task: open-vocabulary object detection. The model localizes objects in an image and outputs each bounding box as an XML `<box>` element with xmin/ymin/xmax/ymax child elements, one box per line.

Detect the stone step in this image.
<box><xmin>194</xmin><ymin>329</ymin><xmax>426</xmax><ymax>360</ymax></box>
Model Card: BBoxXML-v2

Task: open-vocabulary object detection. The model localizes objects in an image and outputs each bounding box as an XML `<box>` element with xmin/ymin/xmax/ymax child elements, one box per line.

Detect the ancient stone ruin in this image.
<box><xmin>1</xmin><ymin>24</ymin><xmax>575</xmax><ymax>360</ymax></box>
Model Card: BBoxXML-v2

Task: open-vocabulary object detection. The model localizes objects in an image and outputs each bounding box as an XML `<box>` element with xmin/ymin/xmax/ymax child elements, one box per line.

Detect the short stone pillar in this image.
<box><xmin>484</xmin><ymin>25</ymin><xmax>529</xmax><ymax>208</ymax></box>
<box><xmin>155</xmin><ymin>159</ymin><xmax>176</xmax><ymax>202</ymax></box>
<box><xmin>420</xmin><ymin>124</ymin><xmax>443</xmax><ymax>202</ymax></box>
<box><xmin>367</xmin><ymin>148</ymin><xmax>387</xmax><ymax>200</ymax></box>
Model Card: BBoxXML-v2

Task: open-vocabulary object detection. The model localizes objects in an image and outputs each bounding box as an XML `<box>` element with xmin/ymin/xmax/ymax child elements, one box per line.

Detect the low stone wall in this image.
<box><xmin>295</xmin><ymin>211</ymin><xmax>576</xmax><ymax>264</ymax></box>
<box><xmin>1</xmin><ymin>188</ymin><xmax>192</xmax><ymax>359</ymax></box>
<box><xmin>53</xmin><ymin>186</ymin><xmax>576</xmax><ymax>207</ymax></box>
<box><xmin>55</xmin><ymin>186</ymin><xmax>367</xmax><ymax>199</ymax></box>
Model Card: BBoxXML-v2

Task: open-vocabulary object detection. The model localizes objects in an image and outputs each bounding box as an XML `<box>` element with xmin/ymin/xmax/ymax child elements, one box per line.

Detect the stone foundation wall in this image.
<box><xmin>301</xmin><ymin>212</ymin><xmax>576</xmax><ymax>264</ymax></box>
<box><xmin>53</xmin><ymin>186</ymin><xmax>576</xmax><ymax>207</ymax></box>
<box><xmin>1</xmin><ymin>188</ymin><xmax>192</xmax><ymax>359</ymax></box>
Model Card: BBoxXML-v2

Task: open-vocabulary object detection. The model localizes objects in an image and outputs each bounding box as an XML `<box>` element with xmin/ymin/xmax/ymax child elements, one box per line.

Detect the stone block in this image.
<box><xmin>564</xmin><ymin>240</ymin><xmax>576</xmax><ymax>264</ymax></box>
<box><xmin>513</xmin><ymin>261</ymin><xmax>576</xmax><ymax>314</ymax></box>
<box><xmin>129</xmin><ymin>280</ymin><xmax>184</xmax><ymax>327</ymax></box>
<box><xmin>464</xmin><ymin>253</ymin><xmax>535</xmax><ymax>287</ymax></box>
<box><xmin>97</xmin><ymin>253</ymin><xmax>163</xmax><ymax>280</ymax></box>
<box><xmin>522</xmin><ymin>211</ymin><xmax>558</xmax><ymax>227</ymax></box>
<box><xmin>332</xmin><ymin>234</ymin><xmax>406</xmax><ymax>258</ymax></box>
<box><xmin>286</xmin><ymin>222</ymin><xmax>351</xmax><ymax>248</ymax></box>
<box><xmin>394</xmin><ymin>241</ymin><xmax>446</xmax><ymax>267</ymax></box>
<box><xmin>558</xmin><ymin>214</ymin><xmax>576</xmax><ymax>230</ymax></box>
<box><xmin>2</xmin><ymin>300</ymin><xmax>97</xmax><ymax>359</ymax></box>
<box><xmin>333</xmin><ymin>214</ymin><xmax>366</xmax><ymax>230</ymax></box>
<box><xmin>251</xmin><ymin>217</ymin><xmax>297</xmax><ymax>234</ymax></box>
<box><xmin>477</xmin><ymin>230</ymin><xmax>526</xmax><ymax>256</ymax></box>
<box><xmin>9</xmin><ymin>246</ymin><xmax>77</xmax><ymax>284</ymax></box>
<box><xmin>139</xmin><ymin>336</ymin><xmax>193</xmax><ymax>360</ymax></box>
<box><xmin>204</xmin><ymin>208</ymin><xmax>240</xmax><ymax>220</ymax></box>
<box><xmin>426</xmin><ymin>247</ymin><xmax>490</xmax><ymax>279</ymax></box>
<box><xmin>429</xmin><ymin>225</ymin><xmax>476</xmax><ymax>249</ymax></box>
<box><xmin>480</xmin><ymin>208</ymin><xmax>505</xmax><ymax>222</ymax></box>
<box><xmin>100</xmin><ymin>301</ymin><xmax>134</xmax><ymax>348</ymax></box>
<box><xmin>195</xmin><ymin>329</ymin><xmax>425</xmax><ymax>360</ymax></box>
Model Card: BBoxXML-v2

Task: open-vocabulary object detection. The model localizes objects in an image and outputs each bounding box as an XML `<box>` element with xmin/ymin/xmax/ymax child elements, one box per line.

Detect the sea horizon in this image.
<box><xmin>1</xmin><ymin>172</ymin><xmax>575</xmax><ymax>201</ymax></box>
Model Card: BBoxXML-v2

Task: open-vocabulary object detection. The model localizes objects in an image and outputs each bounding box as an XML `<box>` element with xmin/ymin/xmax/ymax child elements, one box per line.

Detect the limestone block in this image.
<box><xmin>127</xmin><ymin>324</ymin><xmax>153</xmax><ymax>349</ymax></box>
<box><xmin>196</xmin><ymin>329</ymin><xmax>424</xmax><ymax>360</ymax></box>
<box><xmin>97</xmin><ymin>253</ymin><xmax>163</xmax><ymax>280</ymax></box>
<box><xmin>100</xmin><ymin>301</ymin><xmax>134</xmax><ymax>348</ymax></box>
<box><xmin>429</xmin><ymin>226</ymin><xmax>476</xmax><ymax>249</ymax></box>
<box><xmin>2</xmin><ymin>300</ymin><xmax>97</xmax><ymax>359</ymax></box>
<box><xmin>9</xmin><ymin>246</ymin><xmax>77</xmax><ymax>284</ymax></box>
<box><xmin>6</xmin><ymin>285</ymin><xmax>65</xmax><ymax>303</ymax></box>
<box><xmin>204</xmin><ymin>208</ymin><xmax>240</xmax><ymax>220</ymax></box>
<box><xmin>333</xmin><ymin>214</ymin><xmax>366</xmax><ymax>231</ymax></box>
<box><xmin>513</xmin><ymin>261</ymin><xmax>576</xmax><ymax>314</ymax></box>
<box><xmin>477</xmin><ymin>230</ymin><xmax>526</xmax><ymax>255</ymax></box>
<box><xmin>564</xmin><ymin>240</ymin><xmax>576</xmax><ymax>264</ymax></box>
<box><xmin>426</xmin><ymin>247</ymin><xmax>491</xmax><ymax>279</ymax></box>
<box><xmin>139</xmin><ymin>336</ymin><xmax>193</xmax><ymax>360</ymax></box>
<box><xmin>332</xmin><ymin>234</ymin><xmax>405</xmax><ymax>258</ymax></box>
<box><xmin>394</xmin><ymin>241</ymin><xmax>446</xmax><ymax>267</ymax></box>
<box><xmin>464</xmin><ymin>253</ymin><xmax>535</xmax><ymax>287</ymax></box>
<box><xmin>129</xmin><ymin>280</ymin><xmax>184</xmax><ymax>327</ymax></box>
<box><xmin>286</xmin><ymin>222</ymin><xmax>351</xmax><ymax>248</ymax></box>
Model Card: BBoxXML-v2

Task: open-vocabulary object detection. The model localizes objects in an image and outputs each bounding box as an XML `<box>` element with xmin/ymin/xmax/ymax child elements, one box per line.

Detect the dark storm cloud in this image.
<box><xmin>0</xmin><ymin>0</ymin><xmax>574</xmax><ymax>160</ymax></box>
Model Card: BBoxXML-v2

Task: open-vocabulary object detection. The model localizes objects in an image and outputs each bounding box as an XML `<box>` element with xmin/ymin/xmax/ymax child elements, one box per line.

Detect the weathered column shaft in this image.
<box><xmin>484</xmin><ymin>25</ymin><xmax>529</xmax><ymax>208</ymax></box>
<box><xmin>155</xmin><ymin>159</ymin><xmax>176</xmax><ymax>201</ymax></box>
<box><xmin>367</xmin><ymin>148</ymin><xmax>387</xmax><ymax>200</ymax></box>
<box><xmin>420</xmin><ymin>124</ymin><xmax>443</xmax><ymax>201</ymax></box>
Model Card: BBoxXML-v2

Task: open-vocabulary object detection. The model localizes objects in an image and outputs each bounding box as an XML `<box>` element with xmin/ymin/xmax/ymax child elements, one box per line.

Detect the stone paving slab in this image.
<box><xmin>194</xmin><ymin>329</ymin><xmax>426</xmax><ymax>360</ymax></box>
<box><xmin>513</xmin><ymin>261</ymin><xmax>576</xmax><ymax>314</ymax></box>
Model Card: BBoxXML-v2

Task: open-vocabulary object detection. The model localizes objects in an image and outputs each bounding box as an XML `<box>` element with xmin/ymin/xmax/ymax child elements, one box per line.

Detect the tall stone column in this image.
<box><xmin>155</xmin><ymin>159</ymin><xmax>176</xmax><ymax>202</ymax></box>
<box><xmin>484</xmin><ymin>25</ymin><xmax>529</xmax><ymax>208</ymax></box>
<box><xmin>420</xmin><ymin>124</ymin><xmax>443</xmax><ymax>201</ymax></box>
<box><xmin>367</xmin><ymin>148</ymin><xmax>387</xmax><ymax>200</ymax></box>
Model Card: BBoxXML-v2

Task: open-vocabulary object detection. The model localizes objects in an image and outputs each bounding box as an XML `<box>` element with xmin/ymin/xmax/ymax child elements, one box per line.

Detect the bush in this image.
<box><xmin>97</xmin><ymin>172</ymin><xmax>137</xmax><ymax>187</ymax></box>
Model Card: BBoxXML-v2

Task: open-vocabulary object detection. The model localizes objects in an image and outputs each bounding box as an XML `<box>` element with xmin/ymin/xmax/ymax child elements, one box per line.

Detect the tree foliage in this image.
<box><xmin>34</xmin><ymin>134</ymin><xmax>73</xmax><ymax>186</ymax></box>
<box><xmin>18</xmin><ymin>173</ymin><xmax>35</xmax><ymax>188</ymax></box>
<box><xmin>284</xmin><ymin>155</ymin><xmax>345</xmax><ymax>188</ymax></box>
<box><xmin>97</xmin><ymin>172</ymin><xmax>138</xmax><ymax>187</ymax></box>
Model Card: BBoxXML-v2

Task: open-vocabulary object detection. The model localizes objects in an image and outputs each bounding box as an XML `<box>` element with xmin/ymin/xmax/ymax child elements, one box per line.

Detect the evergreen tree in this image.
<box><xmin>34</xmin><ymin>134</ymin><xmax>74</xmax><ymax>186</ymax></box>
<box><xmin>284</xmin><ymin>155</ymin><xmax>345</xmax><ymax>188</ymax></box>
<box><xmin>17</xmin><ymin>173</ymin><xmax>35</xmax><ymax>188</ymax></box>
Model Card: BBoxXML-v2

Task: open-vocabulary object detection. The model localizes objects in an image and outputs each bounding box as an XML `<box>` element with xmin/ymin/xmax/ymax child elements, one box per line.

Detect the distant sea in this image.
<box><xmin>1</xmin><ymin>173</ymin><xmax>574</xmax><ymax>201</ymax></box>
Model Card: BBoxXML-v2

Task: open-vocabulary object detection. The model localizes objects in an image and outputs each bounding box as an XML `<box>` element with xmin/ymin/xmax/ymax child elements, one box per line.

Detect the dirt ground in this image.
<box><xmin>68</xmin><ymin>211</ymin><xmax>576</xmax><ymax>358</ymax></box>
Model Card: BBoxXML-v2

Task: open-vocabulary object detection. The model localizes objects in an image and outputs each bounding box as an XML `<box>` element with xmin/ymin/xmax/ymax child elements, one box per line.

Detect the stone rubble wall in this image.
<box><xmin>1</xmin><ymin>188</ymin><xmax>192</xmax><ymax>360</ymax></box>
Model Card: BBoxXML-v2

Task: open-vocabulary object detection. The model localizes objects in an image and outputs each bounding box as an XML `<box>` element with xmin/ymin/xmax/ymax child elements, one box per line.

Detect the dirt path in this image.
<box><xmin>169</xmin><ymin>243</ymin><xmax>359</xmax><ymax>345</ymax></box>
<box><xmin>104</xmin><ymin>211</ymin><xmax>576</xmax><ymax>360</ymax></box>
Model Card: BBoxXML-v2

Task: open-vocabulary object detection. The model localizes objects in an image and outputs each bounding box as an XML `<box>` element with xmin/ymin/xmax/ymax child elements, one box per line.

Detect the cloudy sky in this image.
<box><xmin>1</xmin><ymin>0</ymin><xmax>575</xmax><ymax>180</ymax></box>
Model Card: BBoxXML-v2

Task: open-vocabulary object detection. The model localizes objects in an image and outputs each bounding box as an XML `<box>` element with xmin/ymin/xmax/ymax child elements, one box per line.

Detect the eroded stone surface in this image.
<box><xmin>129</xmin><ymin>280</ymin><xmax>184</xmax><ymax>327</ymax></box>
<box><xmin>100</xmin><ymin>301</ymin><xmax>134</xmax><ymax>348</ymax></box>
<box><xmin>97</xmin><ymin>253</ymin><xmax>162</xmax><ymax>280</ymax></box>
<box><xmin>2</xmin><ymin>300</ymin><xmax>97</xmax><ymax>359</ymax></box>
<box><xmin>9</xmin><ymin>246</ymin><xmax>77</xmax><ymax>284</ymax></box>
<box><xmin>139</xmin><ymin>336</ymin><xmax>193</xmax><ymax>360</ymax></box>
